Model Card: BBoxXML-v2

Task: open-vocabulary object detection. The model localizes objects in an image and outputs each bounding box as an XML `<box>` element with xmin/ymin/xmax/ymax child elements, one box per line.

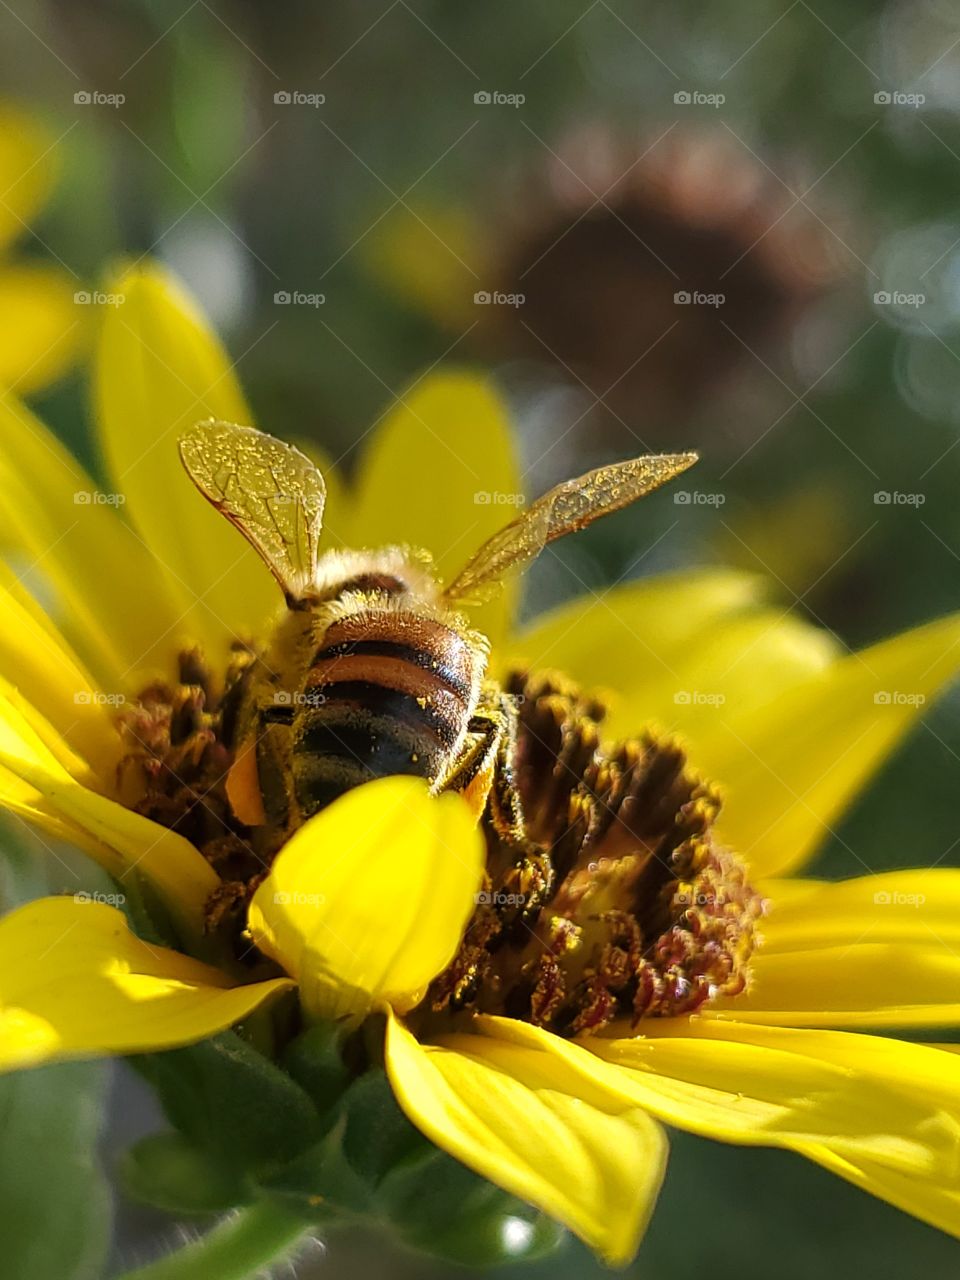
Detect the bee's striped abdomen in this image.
<box><xmin>290</xmin><ymin>615</ymin><xmax>481</xmax><ymax>817</ymax></box>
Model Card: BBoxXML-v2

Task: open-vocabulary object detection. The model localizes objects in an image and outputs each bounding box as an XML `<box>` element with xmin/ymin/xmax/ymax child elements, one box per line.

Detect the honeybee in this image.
<box><xmin>178</xmin><ymin>421</ymin><xmax>695</xmax><ymax>852</ymax></box>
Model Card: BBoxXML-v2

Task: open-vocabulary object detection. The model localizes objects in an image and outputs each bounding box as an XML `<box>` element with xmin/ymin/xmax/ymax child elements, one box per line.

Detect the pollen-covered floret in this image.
<box><xmin>425</xmin><ymin>669</ymin><xmax>764</xmax><ymax>1035</ymax></box>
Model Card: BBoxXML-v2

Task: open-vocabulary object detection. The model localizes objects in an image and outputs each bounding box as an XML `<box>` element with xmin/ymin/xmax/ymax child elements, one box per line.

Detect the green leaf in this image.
<box><xmin>0</xmin><ymin>1061</ymin><xmax>110</xmax><ymax>1280</ymax></box>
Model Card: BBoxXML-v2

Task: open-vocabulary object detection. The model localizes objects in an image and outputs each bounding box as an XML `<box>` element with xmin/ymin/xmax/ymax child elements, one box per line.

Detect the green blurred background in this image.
<box><xmin>2</xmin><ymin>1</ymin><xmax>960</xmax><ymax>1276</ymax></box>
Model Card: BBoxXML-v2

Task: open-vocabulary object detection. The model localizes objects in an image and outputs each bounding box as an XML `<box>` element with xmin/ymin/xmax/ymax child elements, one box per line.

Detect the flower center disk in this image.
<box><xmin>117</xmin><ymin>651</ymin><xmax>762</xmax><ymax>1032</ymax></box>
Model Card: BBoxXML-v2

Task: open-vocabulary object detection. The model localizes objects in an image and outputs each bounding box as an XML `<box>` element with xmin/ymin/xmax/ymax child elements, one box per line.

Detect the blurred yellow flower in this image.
<box><xmin>0</xmin><ymin>102</ymin><xmax>85</xmax><ymax>394</ymax></box>
<box><xmin>0</xmin><ymin>263</ymin><xmax>960</xmax><ymax>1263</ymax></box>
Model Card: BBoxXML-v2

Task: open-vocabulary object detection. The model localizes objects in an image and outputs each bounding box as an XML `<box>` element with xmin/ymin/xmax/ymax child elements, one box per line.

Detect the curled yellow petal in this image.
<box><xmin>0</xmin><ymin>897</ymin><xmax>292</xmax><ymax>1072</ymax></box>
<box><xmin>248</xmin><ymin>777</ymin><xmax>484</xmax><ymax>1020</ymax></box>
<box><xmin>386</xmin><ymin>1012</ymin><xmax>667</xmax><ymax>1266</ymax></box>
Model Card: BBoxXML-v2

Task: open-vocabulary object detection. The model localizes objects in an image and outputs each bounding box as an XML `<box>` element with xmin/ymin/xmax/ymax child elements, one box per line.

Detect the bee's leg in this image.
<box><xmin>439</xmin><ymin>704</ymin><xmax>503</xmax><ymax>823</ymax></box>
<box><xmin>485</xmin><ymin>692</ymin><xmax>528</xmax><ymax>843</ymax></box>
<box><xmin>442</xmin><ymin>692</ymin><xmax>554</xmax><ymax>927</ymax></box>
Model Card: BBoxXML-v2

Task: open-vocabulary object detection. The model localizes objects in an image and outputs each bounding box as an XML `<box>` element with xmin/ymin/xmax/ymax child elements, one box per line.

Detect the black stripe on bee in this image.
<box><xmin>305</xmin><ymin>680</ymin><xmax>460</xmax><ymax>748</ymax></box>
<box><xmin>311</xmin><ymin>638</ymin><xmax>473</xmax><ymax>700</ymax></box>
<box><xmin>292</xmin><ymin>703</ymin><xmax>448</xmax><ymax>816</ymax></box>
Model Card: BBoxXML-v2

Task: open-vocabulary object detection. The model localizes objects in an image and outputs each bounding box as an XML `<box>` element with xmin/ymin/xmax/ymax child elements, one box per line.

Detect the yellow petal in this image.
<box><xmin>757</xmin><ymin>870</ymin><xmax>960</xmax><ymax>952</ymax></box>
<box><xmin>807</xmin><ymin>1144</ymin><xmax>960</xmax><ymax>1241</ymax></box>
<box><xmin>349</xmin><ymin>372</ymin><xmax>521</xmax><ymax>653</ymax></box>
<box><xmin>0</xmin><ymin>390</ymin><xmax>180</xmax><ymax>686</ymax></box>
<box><xmin>697</xmin><ymin>870</ymin><xmax>960</xmax><ymax>1027</ymax></box>
<box><xmin>622</xmin><ymin>1019</ymin><xmax>960</xmax><ymax>1234</ymax></box>
<box><xmin>508</xmin><ymin>568</ymin><xmax>757</xmax><ymax>677</ymax></box>
<box><xmin>475</xmin><ymin>1016</ymin><xmax>960</xmax><ymax>1182</ymax></box>
<box><xmin>94</xmin><ymin>262</ymin><xmax>276</xmax><ymax>653</ymax></box>
<box><xmin>0</xmin><ymin>897</ymin><xmax>291</xmax><ymax>1072</ymax></box>
<box><xmin>248</xmin><ymin>777</ymin><xmax>484</xmax><ymax>1020</ymax></box>
<box><xmin>0</xmin><ymin>103</ymin><xmax>58</xmax><ymax>253</ymax></box>
<box><xmin>0</xmin><ymin>690</ymin><xmax>219</xmax><ymax>944</ymax></box>
<box><xmin>386</xmin><ymin>1012</ymin><xmax>667</xmax><ymax>1265</ymax></box>
<box><xmin>710</xmin><ymin>946</ymin><xmax>960</xmax><ymax>1028</ymax></box>
<box><xmin>0</xmin><ymin>562</ymin><xmax>118</xmax><ymax>776</ymax></box>
<box><xmin>697</xmin><ymin>611</ymin><xmax>960</xmax><ymax>877</ymax></box>
<box><xmin>0</xmin><ymin>263</ymin><xmax>86</xmax><ymax>393</ymax></box>
<box><xmin>507</xmin><ymin>570</ymin><xmax>835</xmax><ymax>740</ymax></box>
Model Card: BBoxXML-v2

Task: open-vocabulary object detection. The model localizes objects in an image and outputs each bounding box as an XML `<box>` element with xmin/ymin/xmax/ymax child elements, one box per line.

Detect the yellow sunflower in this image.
<box><xmin>2</xmin><ymin>261</ymin><xmax>960</xmax><ymax>1267</ymax></box>
<box><xmin>0</xmin><ymin>102</ymin><xmax>85</xmax><ymax>394</ymax></box>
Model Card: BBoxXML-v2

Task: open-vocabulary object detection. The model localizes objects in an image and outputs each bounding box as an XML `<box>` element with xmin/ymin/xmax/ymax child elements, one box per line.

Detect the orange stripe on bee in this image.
<box><xmin>306</xmin><ymin>654</ymin><xmax>463</xmax><ymax>710</ymax></box>
<box><xmin>318</xmin><ymin>615</ymin><xmax>479</xmax><ymax>696</ymax></box>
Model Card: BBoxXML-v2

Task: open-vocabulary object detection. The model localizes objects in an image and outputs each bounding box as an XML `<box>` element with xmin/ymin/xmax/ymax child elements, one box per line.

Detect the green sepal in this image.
<box><xmin>256</xmin><ymin>1067</ymin><xmax>426</xmax><ymax>1216</ymax></box>
<box><xmin>380</xmin><ymin>1146</ymin><xmax>566</xmax><ymax>1267</ymax></box>
<box><xmin>258</xmin><ymin>1065</ymin><xmax>566</xmax><ymax>1266</ymax></box>
<box><xmin>281</xmin><ymin>1021</ymin><xmax>354</xmax><ymax>1117</ymax></box>
<box><xmin>120</xmin><ymin>1132</ymin><xmax>248</xmax><ymax>1217</ymax></box>
<box><xmin>132</xmin><ymin>1031</ymin><xmax>323</xmax><ymax>1180</ymax></box>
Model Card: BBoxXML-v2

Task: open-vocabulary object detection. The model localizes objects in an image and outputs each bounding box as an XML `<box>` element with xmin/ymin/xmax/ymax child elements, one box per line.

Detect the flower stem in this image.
<box><xmin>115</xmin><ymin>1203</ymin><xmax>314</xmax><ymax>1280</ymax></box>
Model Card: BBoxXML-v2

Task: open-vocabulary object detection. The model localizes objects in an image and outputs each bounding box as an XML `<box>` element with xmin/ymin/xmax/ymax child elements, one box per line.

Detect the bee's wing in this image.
<box><xmin>179</xmin><ymin>419</ymin><xmax>326</xmax><ymax>602</ymax></box>
<box><xmin>442</xmin><ymin>452</ymin><xmax>697</xmax><ymax>607</ymax></box>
